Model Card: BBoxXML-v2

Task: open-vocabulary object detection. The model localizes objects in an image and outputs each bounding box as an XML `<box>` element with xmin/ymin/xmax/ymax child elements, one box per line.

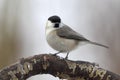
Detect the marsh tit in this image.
<box><xmin>46</xmin><ymin>15</ymin><xmax>108</xmax><ymax>59</ymax></box>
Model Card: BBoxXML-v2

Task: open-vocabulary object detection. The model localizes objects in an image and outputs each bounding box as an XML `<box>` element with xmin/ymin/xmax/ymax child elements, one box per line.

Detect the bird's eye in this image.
<box><xmin>54</xmin><ymin>23</ymin><xmax>59</xmax><ymax>28</ymax></box>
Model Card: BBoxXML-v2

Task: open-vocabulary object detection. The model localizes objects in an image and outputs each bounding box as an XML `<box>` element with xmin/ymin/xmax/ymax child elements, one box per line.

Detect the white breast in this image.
<box><xmin>46</xmin><ymin>30</ymin><xmax>79</xmax><ymax>52</ymax></box>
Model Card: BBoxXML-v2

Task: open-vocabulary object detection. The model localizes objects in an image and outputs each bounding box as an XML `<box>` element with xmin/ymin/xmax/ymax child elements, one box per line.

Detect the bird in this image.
<box><xmin>45</xmin><ymin>15</ymin><xmax>108</xmax><ymax>59</ymax></box>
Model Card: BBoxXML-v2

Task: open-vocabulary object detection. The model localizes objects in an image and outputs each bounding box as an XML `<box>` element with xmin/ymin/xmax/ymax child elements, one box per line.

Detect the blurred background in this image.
<box><xmin>0</xmin><ymin>0</ymin><xmax>120</xmax><ymax>80</ymax></box>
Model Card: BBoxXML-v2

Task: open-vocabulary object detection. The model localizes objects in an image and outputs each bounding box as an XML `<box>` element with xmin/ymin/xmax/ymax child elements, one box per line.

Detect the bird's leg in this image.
<box><xmin>53</xmin><ymin>51</ymin><xmax>62</xmax><ymax>56</ymax></box>
<box><xmin>65</xmin><ymin>51</ymin><xmax>69</xmax><ymax>59</ymax></box>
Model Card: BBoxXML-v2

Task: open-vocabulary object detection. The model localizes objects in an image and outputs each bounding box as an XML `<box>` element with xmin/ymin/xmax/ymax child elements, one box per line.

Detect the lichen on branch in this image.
<box><xmin>0</xmin><ymin>54</ymin><xmax>120</xmax><ymax>80</ymax></box>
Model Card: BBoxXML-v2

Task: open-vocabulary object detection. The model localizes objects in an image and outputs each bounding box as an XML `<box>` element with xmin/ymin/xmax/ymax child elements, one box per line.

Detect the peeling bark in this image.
<box><xmin>0</xmin><ymin>54</ymin><xmax>120</xmax><ymax>80</ymax></box>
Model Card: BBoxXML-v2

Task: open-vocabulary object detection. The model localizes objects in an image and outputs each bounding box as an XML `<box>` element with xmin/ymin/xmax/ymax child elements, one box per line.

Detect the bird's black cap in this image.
<box><xmin>48</xmin><ymin>15</ymin><xmax>61</xmax><ymax>23</ymax></box>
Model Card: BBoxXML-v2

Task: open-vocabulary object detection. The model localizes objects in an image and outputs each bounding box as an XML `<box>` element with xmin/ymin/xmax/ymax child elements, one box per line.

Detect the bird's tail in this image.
<box><xmin>88</xmin><ymin>41</ymin><xmax>109</xmax><ymax>48</ymax></box>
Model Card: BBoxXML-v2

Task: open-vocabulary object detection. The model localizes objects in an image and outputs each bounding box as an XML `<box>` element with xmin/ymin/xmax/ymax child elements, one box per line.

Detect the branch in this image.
<box><xmin>0</xmin><ymin>54</ymin><xmax>120</xmax><ymax>80</ymax></box>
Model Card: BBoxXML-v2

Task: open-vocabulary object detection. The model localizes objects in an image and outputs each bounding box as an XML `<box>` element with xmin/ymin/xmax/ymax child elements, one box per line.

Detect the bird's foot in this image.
<box><xmin>52</xmin><ymin>51</ymin><xmax>61</xmax><ymax>56</ymax></box>
<box><xmin>64</xmin><ymin>52</ymin><xmax>69</xmax><ymax>59</ymax></box>
<box><xmin>65</xmin><ymin>56</ymin><xmax>68</xmax><ymax>59</ymax></box>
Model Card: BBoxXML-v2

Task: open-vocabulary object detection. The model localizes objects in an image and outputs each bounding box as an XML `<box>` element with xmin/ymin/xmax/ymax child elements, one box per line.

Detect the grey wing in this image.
<box><xmin>57</xmin><ymin>25</ymin><xmax>89</xmax><ymax>41</ymax></box>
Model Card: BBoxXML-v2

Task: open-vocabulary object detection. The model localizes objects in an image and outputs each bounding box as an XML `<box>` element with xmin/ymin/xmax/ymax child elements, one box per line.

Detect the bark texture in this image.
<box><xmin>0</xmin><ymin>54</ymin><xmax>120</xmax><ymax>80</ymax></box>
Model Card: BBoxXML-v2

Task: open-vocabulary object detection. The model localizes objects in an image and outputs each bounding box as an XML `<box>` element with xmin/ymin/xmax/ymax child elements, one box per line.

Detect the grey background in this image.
<box><xmin>0</xmin><ymin>0</ymin><xmax>120</xmax><ymax>80</ymax></box>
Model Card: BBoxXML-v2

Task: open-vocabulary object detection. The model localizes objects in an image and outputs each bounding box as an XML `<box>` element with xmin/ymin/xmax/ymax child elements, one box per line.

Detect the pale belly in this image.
<box><xmin>46</xmin><ymin>31</ymin><xmax>79</xmax><ymax>52</ymax></box>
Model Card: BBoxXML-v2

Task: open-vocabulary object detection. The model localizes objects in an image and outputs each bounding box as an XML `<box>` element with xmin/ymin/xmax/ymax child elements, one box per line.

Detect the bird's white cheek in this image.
<box><xmin>46</xmin><ymin>21</ymin><xmax>54</xmax><ymax>28</ymax></box>
<box><xmin>46</xmin><ymin>21</ymin><xmax>56</xmax><ymax>36</ymax></box>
